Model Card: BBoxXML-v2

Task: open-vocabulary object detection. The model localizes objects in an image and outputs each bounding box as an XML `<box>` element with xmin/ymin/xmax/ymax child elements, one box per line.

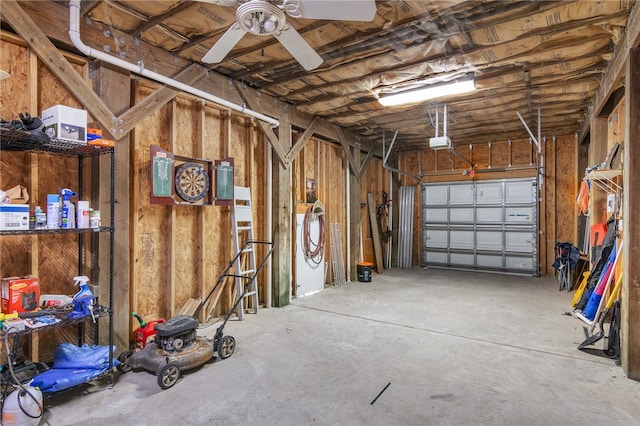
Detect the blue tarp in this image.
<box><xmin>30</xmin><ymin>343</ymin><xmax>117</xmax><ymax>393</ymax></box>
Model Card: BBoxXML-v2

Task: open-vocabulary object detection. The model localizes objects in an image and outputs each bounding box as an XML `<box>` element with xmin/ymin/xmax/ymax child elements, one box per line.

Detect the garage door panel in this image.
<box><xmin>477</xmin><ymin>207</ymin><xmax>502</xmax><ymax>223</ymax></box>
<box><xmin>450</xmin><ymin>252</ymin><xmax>474</xmax><ymax>266</ymax></box>
<box><xmin>450</xmin><ymin>230</ymin><xmax>474</xmax><ymax>249</ymax></box>
<box><xmin>425</xmin><ymin>185</ymin><xmax>448</xmax><ymax>205</ymax></box>
<box><xmin>505</xmin><ymin>180</ymin><xmax>535</xmax><ymax>203</ymax></box>
<box><xmin>425</xmin><ymin>208</ymin><xmax>448</xmax><ymax>222</ymax></box>
<box><xmin>424</xmin><ymin>229</ymin><xmax>447</xmax><ymax>248</ymax></box>
<box><xmin>450</xmin><ymin>208</ymin><xmax>473</xmax><ymax>223</ymax></box>
<box><xmin>476</xmin><ymin>230</ymin><xmax>503</xmax><ymax>251</ymax></box>
<box><xmin>506</xmin><ymin>255</ymin><xmax>534</xmax><ymax>271</ymax></box>
<box><xmin>505</xmin><ymin>231</ymin><xmax>534</xmax><ymax>252</ymax></box>
<box><xmin>477</xmin><ymin>254</ymin><xmax>503</xmax><ymax>268</ymax></box>
<box><xmin>476</xmin><ymin>182</ymin><xmax>503</xmax><ymax>204</ymax></box>
<box><xmin>425</xmin><ymin>251</ymin><xmax>447</xmax><ymax>264</ymax></box>
<box><xmin>449</xmin><ymin>185</ymin><xmax>474</xmax><ymax>204</ymax></box>
<box><xmin>506</xmin><ymin>207</ymin><xmax>533</xmax><ymax>223</ymax></box>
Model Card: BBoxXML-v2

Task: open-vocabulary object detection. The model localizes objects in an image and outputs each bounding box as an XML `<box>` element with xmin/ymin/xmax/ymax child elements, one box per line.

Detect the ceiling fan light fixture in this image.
<box><xmin>379</xmin><ymin>78</ymin><xmax>476</xmax><ymax>107</ymax></box>
<box><xmin>237</xmin><ymin>1</ymin><xmax>285</xmax><ymax>35</ymax></box>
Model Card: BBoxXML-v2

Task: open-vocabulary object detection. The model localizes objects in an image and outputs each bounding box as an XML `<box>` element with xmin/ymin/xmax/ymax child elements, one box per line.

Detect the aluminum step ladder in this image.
<box><xmin>232</xmin><ymin>186</ymin><xmax>259</xmax><ymax>320</ymax></box>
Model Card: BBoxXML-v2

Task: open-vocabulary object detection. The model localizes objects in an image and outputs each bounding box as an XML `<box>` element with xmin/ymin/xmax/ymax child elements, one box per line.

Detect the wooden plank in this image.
<box><xmin>203</xmin><ymin>281</ymin><xmax>227</xmax><ymax>322</ymax></box>
<box><xmin>118</xmin><ymin>64</ymin><xmax>204</xmax><ymax>136</ymax></box>
<box><xmin>622</xmin><ymin>46</ymin><xmax>640</xmax><ymax>380</ymax></box>
<box><xmin>272</xmin><ymin>120</ymin><xmax>293</xmax><ymax>306</ymax></box>
<box><xmin>367</xmin><ymin>193</ymin><xmax>384</xmax><ymax>274</ymax></box>
<box><xmin>335</xmin><ymin>126</ymin><xmax>361</xmax><ymax>183</ymax></box>
<box><xmin>178</xmin><ymin>297</ymin><xmax>201</xmax><ymax>317</ymax></box>
<box><xmin>168</xmin><ymin>99</ymin><xmax>177</xmax><ymax>317</ymax></box>
<box><xmin>287</xmin><ymin>116</ymin><xmax>320</xmax><ymax>162</ymax></box>
<box><xmin>92</xmin><ymin>62</ymin><xmax>131</xmax><ymax>352</ymax></box>
<box><xmin>1</xmin><ymin>0</ymin><xmax>115</xmax><ymax>130</ymax></box>
<box><xmin>196</xmin><ymin>99</ymin><xmax>206</xmax><ymax>322</ymax></box>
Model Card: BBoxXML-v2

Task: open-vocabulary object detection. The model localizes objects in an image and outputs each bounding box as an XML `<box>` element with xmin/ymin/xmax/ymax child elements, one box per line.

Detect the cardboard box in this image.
<box><xmin>0</xmin><ymin>204</ymin><xmax>29</xmax><ymax>230</ymax></box>
<box><xmin>5</xmin><ymin>185</ymin><xmax>29</xmax><ymax>204</ymax></box>
<box><xmin>1</xmin><ymin>276</ymin><xmax>40</xmax><ymax>313</ymax></box>
<box><xmin>41</xmin><ymin>105</ymin><xmax>87</xmax><ymax>143</ymax></box>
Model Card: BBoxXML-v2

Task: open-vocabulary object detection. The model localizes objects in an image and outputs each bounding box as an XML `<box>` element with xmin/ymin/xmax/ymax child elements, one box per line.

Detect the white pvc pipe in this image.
<box><xmin>68</xmin><ymin>0</ymin><xmax>279</xmax><ymax>128</ymax></box>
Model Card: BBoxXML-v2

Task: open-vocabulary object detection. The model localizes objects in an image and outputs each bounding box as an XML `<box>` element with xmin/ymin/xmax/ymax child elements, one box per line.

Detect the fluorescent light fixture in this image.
<box><xmin>378</xmin><ymin>79</ymin><xmax>476</xmax><ymax>106</ymax></box>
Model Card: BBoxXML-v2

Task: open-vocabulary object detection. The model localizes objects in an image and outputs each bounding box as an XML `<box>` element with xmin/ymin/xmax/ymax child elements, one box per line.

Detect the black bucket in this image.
<box><xmin>357</xmin><ymin>262</ymin><xmax>373</xmax><ymax>282</ymax></box>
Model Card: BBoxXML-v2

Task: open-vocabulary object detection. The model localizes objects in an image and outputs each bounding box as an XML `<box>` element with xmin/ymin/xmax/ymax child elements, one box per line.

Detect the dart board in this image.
<box><xmin>174</xmin><ymin>162</ymin><xmax>210</xmax><ymax>203</ymax></box>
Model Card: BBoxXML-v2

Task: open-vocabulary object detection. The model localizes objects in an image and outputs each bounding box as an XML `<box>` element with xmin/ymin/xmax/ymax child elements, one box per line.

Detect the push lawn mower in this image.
<box><xmin>117</xmin><ymin>240</ymin><xmax>274</xmax><ymax>389</ymax></box>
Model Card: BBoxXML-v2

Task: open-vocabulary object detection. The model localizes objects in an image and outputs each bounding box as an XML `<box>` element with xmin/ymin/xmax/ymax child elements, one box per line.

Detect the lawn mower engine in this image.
<box><xmin>154</xmin><ymin>315</ymin><xmax>199</xmax><ymax>352</ymax></box>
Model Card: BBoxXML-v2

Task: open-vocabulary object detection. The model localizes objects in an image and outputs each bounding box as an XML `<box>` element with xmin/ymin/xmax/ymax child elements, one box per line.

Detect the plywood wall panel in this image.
<box><xmin>132</xmin><ymin>84</ymin><xmax>172</xmax><ymax>319</ymax></box>
<box><xmin>492</xmin><ymin>141</ymin><xmax>510</xmax><ymax>167</ymax></box>
<box><xmin>511</xmin><ymin>138</ymin><xmax>532</xmax><ymax>166</ymax></box>
<box><xmin>173</xmin><ymin>96</ymin><xmax>198</xmax><ymax>156</ymax></box>
<box><xmin>229</xmin><ymin>115</ymin><xmax>249</xmax><ymax>186</ymax></box>
<box><xmin>555</xmin><ymin>135</ymin><xmax>578</xmax><ymax>245</ymax></box>
<box><xmin>0</xmin><ymin>37</ymin><xmax>29</xmax><ymax>117</ymax></box>
<box><xmin>472</xmin><ymin>143</ymin><xmax>489</xmax><ymax>169</ymax></box>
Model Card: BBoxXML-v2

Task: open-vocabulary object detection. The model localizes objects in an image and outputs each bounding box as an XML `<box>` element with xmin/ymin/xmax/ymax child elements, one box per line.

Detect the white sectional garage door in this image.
<box><xmin>421</xmin><ymin>178</ymin><xmax>538</xmax><ymax>275</ymax></box>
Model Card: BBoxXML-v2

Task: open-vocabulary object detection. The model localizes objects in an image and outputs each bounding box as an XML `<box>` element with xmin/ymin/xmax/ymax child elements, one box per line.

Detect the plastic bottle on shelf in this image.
<box><xmin>77</xmin><ymin>200</ymin><xmax>90</xmax><ymax>229</ymax></box>
<box><xmin>34</xmin><ymin>206</ymin><xmax>46</xmax><ymax>229</ymax></box>
<box><xmin>60</xmin><ymin>188</ymin><xmax>77</xmax><ymax>229</ymax></box>
<box><xmin>46</xmin><ymin>194</ymin><xmax>60</xmax><ymax>229</ymax></box>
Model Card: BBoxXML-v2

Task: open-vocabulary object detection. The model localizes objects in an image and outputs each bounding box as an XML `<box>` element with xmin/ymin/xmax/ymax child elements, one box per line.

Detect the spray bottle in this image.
<box><xmin>60</xmin><ymin>188</ymin><xmax>77</xmax><ymax>229</ymax></box>
<box><xmin>69</xmin><ymin>276</ymin><xmax>96</xmax><ymax>321</ymax></box>
<box><xmin>72</xmin><ymin>275</ymin><xmax>93</xmax><ymax>298</ymax></box>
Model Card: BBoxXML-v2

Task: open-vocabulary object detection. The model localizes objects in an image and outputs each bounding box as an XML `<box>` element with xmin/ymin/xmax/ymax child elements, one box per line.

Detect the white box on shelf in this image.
<box><xmin>41</xmin><ymin>105</ymin><xmax>87</xmax><ymax>143</ymax></box>
<box><xmin>0</xmin><ymin>204</ymin><xmax>29</xmax><ymax>230</ymax></box>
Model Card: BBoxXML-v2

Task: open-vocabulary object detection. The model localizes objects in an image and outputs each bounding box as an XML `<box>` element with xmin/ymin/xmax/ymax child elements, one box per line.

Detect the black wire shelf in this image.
<box><xmin>0</xmin><ymin>128</ymin><xmax>113</xmax><ymax>157</ymax></box>
<box><xmin>0</xmin><ymin>226</ymin><xmax>112</xmax><ymax>236</ymax></box>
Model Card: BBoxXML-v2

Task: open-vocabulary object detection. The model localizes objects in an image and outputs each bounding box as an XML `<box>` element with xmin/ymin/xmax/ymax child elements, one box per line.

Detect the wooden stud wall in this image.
<box><xmin>130</xmin><ymin>81</ymin><xmax>268</xmax><ymax>322</ymax></box>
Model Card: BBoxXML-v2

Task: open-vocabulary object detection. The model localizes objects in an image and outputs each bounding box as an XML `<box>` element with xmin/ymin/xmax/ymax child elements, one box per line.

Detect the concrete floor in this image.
<box><xmin>40</xmin><ymin>268</ymin><xmax>640</xmax><ymax>425</ymax></box>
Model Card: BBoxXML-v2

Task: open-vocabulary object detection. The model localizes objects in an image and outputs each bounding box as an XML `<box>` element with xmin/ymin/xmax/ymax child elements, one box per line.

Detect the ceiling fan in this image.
<box><xmin>196</xmin><ymin>0</ymin><xmax>377</xmax><ymax>71</ymax></box>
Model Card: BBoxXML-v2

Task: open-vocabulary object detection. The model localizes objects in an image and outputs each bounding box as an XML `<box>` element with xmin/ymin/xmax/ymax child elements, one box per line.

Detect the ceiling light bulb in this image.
<box><xmin>263</xmin><ymin>17</ymin><xmax>276</xmax><ymax>32</ymax></box>
<box><xmin>379</xmin><ymin>79</ymin><xmax>476</xmax><ymax>107</ymax></box>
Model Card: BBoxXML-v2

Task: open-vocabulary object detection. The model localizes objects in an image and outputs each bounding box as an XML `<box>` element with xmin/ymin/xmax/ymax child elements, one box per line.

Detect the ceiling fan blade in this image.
<box><xmin>192</xmin><ymin>0</ymin><xmax>238</xmax><ymax>6</ymax></box>
<box><xmin>202</xmin><ymin>23</ymin><xmax>246</xmax><ymax>63</ymax></box>
<box><xmin>291</xmin><ymin>0</ymin><xmax>377</xmax><ymax>21</ymax></box>
<box><xmin>274</xmin><ymin>24</ymin><xmax>323</xmax><ymax>71</ymax></box>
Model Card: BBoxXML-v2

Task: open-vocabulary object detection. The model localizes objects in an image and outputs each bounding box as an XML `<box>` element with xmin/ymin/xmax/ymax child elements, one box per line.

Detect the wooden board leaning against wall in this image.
<box><xmin>359</xmin><ymin>158</ymin><xmax>392</xmax><ymax>268</ymax></box>
<box><xmin>291</xmin><ymin>134</ymin><xmax>348</xmax><ymax>294</ymax></box>
<box><xmin>397</xmin><ymin>135</ymin><xmax>578</xmax><ymax>276</ymax></box>
<box><xmin>131</xmin><ymin>79</ymin><xmax>268</xmax><ymax>324</ymax></box>
<box><xmin>0</xmin><ymin>33</ymin><xmax>98</xmax><ymax>360</ymax></box>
